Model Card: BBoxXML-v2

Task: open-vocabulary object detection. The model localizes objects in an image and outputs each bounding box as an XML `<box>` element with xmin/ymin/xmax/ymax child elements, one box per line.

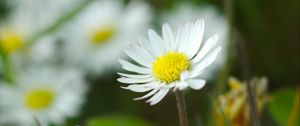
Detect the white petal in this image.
<box><xmin>190</xmin><ymin>47</ymin><xmax>221</xmax><ymax>78</ymax></box>
<box><xmin>192</xmin><ymin>34</ymin><xmax>219</xmax><ymax>64</ymax></box>
<box><xmin>147</xmin><ymin>88</ymin><xmax>169</xmax><ymax>105</ymax></box>
<box><xmin>119</xmin><ymin>59</ymin><xmax>151</xmax><ymax>74</ymax></box>
<box><xmin>180</xmin><ymin>70</ymin><xmax>189</xmax><ymax>81</ymax></box>
<box><xmin>124</xmin><ymin>44</ymin><xmax>154</xmax><ymax>67</ymax></box>
<box><xmin>117</xmin><ymin>73</ymin><xmax>152</xmax><ymax>79</ymax></box>
<box><xmin>184</xmin><ymin>19</ymin><xmax>205</xmax><ymax>59</ymax></box>
<box><xmin>162</xmin><ymin>23</ymin><xmax>175</xmax><ymax>51</ymax></box>
<box><xmin>148</xmin><ymin>29</ymin><xmax>165</xmax><ymax>56</ymax></box>
<box><xmin>138</xmin><ymin>36</ymin><xmax>155</xmax><ymax>57</ymax></box>
<box><xmin>178</xmin><ymin>23</ymin><xmax>193</xmax><ymax>52</ymax></box>
<box><xmin>186</xmin><ymin>79</ymin><xmax>206</xmax><ymax>90</ymax></box>
<box><xmin>178</xmin><ymin>81</ymin><xmax>189</xmax><ymax>90</ymax></box>
<box><xmin>134</xmin><ymin>87</ymin><xmax>160</xmax><ymax>100</ymax></box>
<box><xmin>123</xmin><ymin>83</ymin><xmax>157</xmax><ymax>92</ymax></box>
<box><xmin>174</xmin><ymin>24</ymin><xmax>183</xmax><ymax>51</ymax></box>
<box><xmin>117</xmin><ymin>77</ymin><xmax>154</xmax><ymax>84</ymax></box>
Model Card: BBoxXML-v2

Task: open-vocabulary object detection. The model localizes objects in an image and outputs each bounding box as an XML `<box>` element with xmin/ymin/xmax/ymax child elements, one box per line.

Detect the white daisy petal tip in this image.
<box><xmin>212</xmin><ymin>34</ymin><xmax>219</xmax><ymax>41</ymax></box>
<box><xmin>117</xmin><ymin>78</ymin><xmax>123</xmax><ymax>83</ymax></box>
<box><xmin>187</xmin><ymin>79</ymin><xmax>206</xmax><ymax>90</ymax></box>
<box><xmin>150</xmin><ymin>101</ymin><xmax>158</xmax><ymax>106</ymax></box>
<box><xmin>120</xmin><ymin>86</ymin><xmax>128</xmax><ymax>89</ymax></box>
<box><xmin>118</xmin><ymin>59</ymin><xmax>125</xmax><ymax>65</ymax></box>
<box><xmin>195</xmin><ymin>19</ymin><xmax>205</xmax><ymax>26</ymax></box>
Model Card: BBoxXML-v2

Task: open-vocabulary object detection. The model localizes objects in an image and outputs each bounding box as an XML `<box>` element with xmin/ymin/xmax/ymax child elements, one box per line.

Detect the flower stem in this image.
<box><xmin>0</xmin><ymin>48</ymin><xmax>15</xmax><ymax>84</ymax></box>
<box><xmin>175</xmin><ymin>91</ymin><xmax>188</xmax><ymax>126</ymax></box>
<box><xmin>237</xmin><ymin>35</ymin><xmax>260</xmax><ymax>126</ymax></box>
<box><xmin>26</xmin><ymin>0</ymin><xmax>95</xmax><ymax>47</ymax></box>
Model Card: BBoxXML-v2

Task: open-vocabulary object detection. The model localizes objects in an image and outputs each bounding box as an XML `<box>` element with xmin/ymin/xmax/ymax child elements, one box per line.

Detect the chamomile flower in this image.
<box><xmin>0</xmin><ymin>0</ymin><xmax>83</xmax><ymax>55</ymax></box>
<box><xmin>160</xmin><ymin>4</ymin><xmax>228</xmax><ymax>80</ymax></box>
<box><xmin>0</xmin><ymin>68</ymin><xmax>87</xmax><ymax>126</ymax></box>
<box><xmin>117</xmin><ymin>19</ymin><xmax>222</xmax><ymax>105</ymax></box>
<box><xmin>0</xmin><ymin>0</ymin><xmax>85</xmax><ymax>72</ymax></box>
<box><xmin>61</xmin><ymin>0</ymin><xmax>152</xmax><ymax>75</ymax></box>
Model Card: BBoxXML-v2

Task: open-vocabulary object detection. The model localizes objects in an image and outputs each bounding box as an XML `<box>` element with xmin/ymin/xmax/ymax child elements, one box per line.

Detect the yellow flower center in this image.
<box><xmin>0</xmin><ymin>31</ymin><xmax>23</xmax><ymax>54</ymax></box>
<box><xmin>90</xmin><ymin>26</ymin><xmax>116</xmax><ymax>45</ymax></box>
<box><xmin>25</xmin><ymin>88</ymin><xmax>54</xmax><ymax>110</ymax></box>
<box><xmin>152</xmin><ymin>52</ymin><xmax>190</xmax><ymax>83</ymax></box>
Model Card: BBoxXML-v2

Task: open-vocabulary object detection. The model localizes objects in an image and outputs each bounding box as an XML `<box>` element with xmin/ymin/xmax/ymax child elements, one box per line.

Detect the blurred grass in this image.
<box><xmin>86</xmin><ymin>115</ymin><xmax>153</xmax><ymax>126</ymax></box>
<box><xmin>267</xmin><ymin>88</ymin><xmax>300</xmax><ymax>126</ymax></box>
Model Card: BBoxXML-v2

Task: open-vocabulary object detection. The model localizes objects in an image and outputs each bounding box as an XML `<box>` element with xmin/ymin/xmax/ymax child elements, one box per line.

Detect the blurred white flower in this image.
<box><xmin>61</xmin><ymin>0</ymin><xmax>153</xmax><ymax>75</ymax></box>
<box><xmin>0</xmin><ymin>0</ymin><xmax>85</xmax><ymax>68</ymax></box>
<box><xmin>6</xmin><ymin>0</ymin><xmax>84</xmax><ymax>37</ymax></box>
<box><xmin>0</xmin><ymin>68</ymin><xmax>88</xmax><ymax>126</ymax></box>
<box><xmin>28</xmin><ymin>33</ymin><xmax>63</xmax><ymax>66</ymax></box>
<box><xmin>118</xmin><ymin>19</ymin><xmax>221</xmax><ymax>105</ymax></box>
<box><xmin>160</xmin><ymin>4</ymin><xmax>228</xmax><ymax>80</ymax></box>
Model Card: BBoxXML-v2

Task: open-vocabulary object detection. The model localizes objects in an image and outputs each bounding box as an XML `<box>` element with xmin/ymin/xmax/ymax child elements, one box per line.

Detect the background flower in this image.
<box><xmin>0</xmin><ymin>68</ymin><xmax>87</xmax><ymax>126</ymax></box>
<box><xmin>60</xmin><ymin>0</ymin><xmax>153</xmax><ymax>75</ymax></box>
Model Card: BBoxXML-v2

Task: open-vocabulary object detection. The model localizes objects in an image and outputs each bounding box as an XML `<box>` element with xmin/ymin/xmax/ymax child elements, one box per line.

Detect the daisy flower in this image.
<box><xmin>0</xmin><ymin>0</ymin><xmax>85</xmax><ymax>71</ymax></box>
<box><xmin>117</xmin><ymin>19</ymin><xmax>222</xmax><ymax>105</ymax></box>
<box><xmin>61</xmin><ymin>0</ymin><xmax>152</xmax><ymax>75</ymax></box>
<box><xmin>0</xmin><ymin>68</ymin><xmax>88</xmax><ymax>126</ymax></box>
<box><xmin>0</xmin><ymin>0</ymin><xmax>84</xmax><ymax>55</ymax></box>
<box><xmin>160</xmin><ymin>4</ymin><xmax>228</xmax><ymax>80</ymax></box>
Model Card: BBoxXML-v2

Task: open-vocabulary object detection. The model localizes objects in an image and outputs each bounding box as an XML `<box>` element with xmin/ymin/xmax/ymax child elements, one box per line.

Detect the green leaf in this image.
<box><xmin>86</xmin><ymin>115</ymin><xmax>153</xmax><ymax>126</ymax></box>
<box><xmin>267</xmin><ymin>88</ymin><xmax>299</xmax><ymax>126</ymax></box>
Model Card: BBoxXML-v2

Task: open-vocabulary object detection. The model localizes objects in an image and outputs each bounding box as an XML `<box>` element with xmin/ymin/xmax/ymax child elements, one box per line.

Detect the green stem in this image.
<box><xmin>33</xmin><ymin>116</ymin><xmax>43</xmax><ymax>126</ymax></box>
<box><xmin>0</xmin><ymin>48</ymin><xmax>15</xmax><ymax>84</ymax></box>
<box><xmin>26</xmin><ymin>0</ymin><xmax>95</xmax><ymax>48</ymax></box>
<box><xmin>237</xmin><ymin>36</ymin><xmax>260</xmax><ymax>126</ymax></box>
<box><xmin>175</xmin><ymin>91</ymin><xmax>188</xmax><ymax>126</ymax></box>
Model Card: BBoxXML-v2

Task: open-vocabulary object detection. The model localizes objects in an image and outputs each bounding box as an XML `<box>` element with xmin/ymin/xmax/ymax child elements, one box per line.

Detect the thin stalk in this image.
<box><xmin>0</xmin><ymin>48</ymin><xmax>15</xmax><ymax>84</ymax></box>
<box><xmin>237</xmin><ymin>35</ymin><xmax>260</xmax><ymax>126</ymax></box>
<box><xmin>26</xmin><ymin>0</ymin><xmax>95</xmax><ymax>47</ymax></box>
<box><xmin>33</xmin><ymin>116</ymin><xmax>43</xmax><ymax>126</ymax></box>
<box><xmin>175</xmin><ymin>91</ymin><xmax>188</xmax><ymax>126</ymax></box>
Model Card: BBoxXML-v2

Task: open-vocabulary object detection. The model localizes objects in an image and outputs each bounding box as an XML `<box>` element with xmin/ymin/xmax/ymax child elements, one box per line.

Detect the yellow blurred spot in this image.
<box><xmin>25</xmin><ymin>88</ymin><xmax>54</xmax><ymax>110</ymax></box>
<box><xmin>152</xmin><ymin>52</ymin><xmax>190</xmax><ymax>83</ymax></box>
<box><xmin>214</xmin><ymin>77</ymin><xmax>269</xmax><ymax>126</ymax></box>
<box><xmin>228</xmin><ymin>77</ymin><xmax>242</xmax><ymax>90</ymax></box>
<box><xmin>90</xmin><ymin>26</ymin><xmax>116</xmax><ymax>45</ymax></box>
<box><xmin>0</xmin><ymin>30</ymin><xmax>23</xmax><ymax>54</ymax></box>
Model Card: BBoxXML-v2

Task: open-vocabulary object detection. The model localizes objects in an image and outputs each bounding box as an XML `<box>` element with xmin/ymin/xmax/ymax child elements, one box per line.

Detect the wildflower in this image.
<box><xmin>118</xmin><ymin>19</ymin><xmax>221</xmax><ymax>105</ymax></box>
<box><xmin>61</xmin><ymin>0</ymin><xmax>152</xmax><ymax>75</ymax></box>
<box><xmin>215</xmin><ymin>77</ymin><xmax>269</xmax><ymax>126</ymax></box>
<box><xmin>0</xmin><ymin>68</ymin><xmax>88</xmax><ymax>126</ymax></box>
<box><xmin>160</xmin><ymin>4</ymin><xmax>228</xmax><ymax>80</ymax></box>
